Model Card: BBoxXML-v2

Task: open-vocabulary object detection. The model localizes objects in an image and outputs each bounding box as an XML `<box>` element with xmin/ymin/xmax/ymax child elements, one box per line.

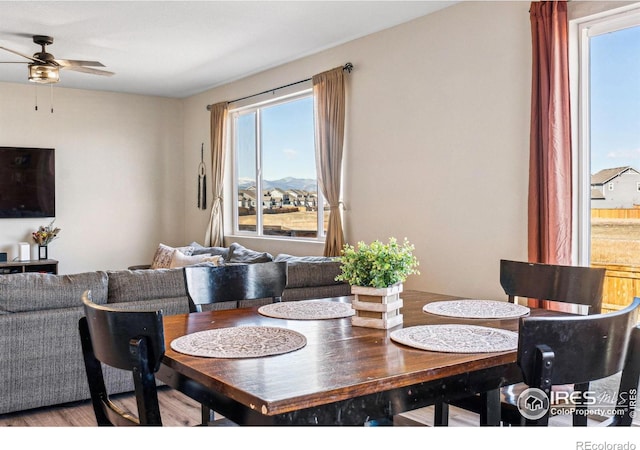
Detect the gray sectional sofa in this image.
<box><xmin>0</xmin><ymin>245</ymin><xmax>349</xmax><ymax>415</ymax></box>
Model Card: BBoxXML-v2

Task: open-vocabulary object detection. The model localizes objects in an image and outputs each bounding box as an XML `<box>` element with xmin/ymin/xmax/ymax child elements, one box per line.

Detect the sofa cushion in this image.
<box><xmin>227</xmin><ymin>242</ymin><xmax>273</xmax><ymax>264</ymax></box>
<box><xmin>150</xmin><ymin>243</ymin><xmax>195</xmax><ymax>269</ymax></box>
<box><xmin>282</xmin><ymin>284</ymin><xmax>351</xmax><ymax>302</ymax></box>
<box><xmin>274</xmin><ymin>254</ymin><xmax>344</xmax><ymax>288</ymax></box>
<box><xmin>0</xmin><ymin>271</ymin><xmax>109</xmax><ymax>313</ymax></box>
<box><xmin>107</xmin><ymin>268</ymin><xmax>186</xmax><ymax>303</ymax></box>
<box><xmin>188</xmin><ymin>242</ymin><xmax>229</xmax><ymax>259</ymax></box>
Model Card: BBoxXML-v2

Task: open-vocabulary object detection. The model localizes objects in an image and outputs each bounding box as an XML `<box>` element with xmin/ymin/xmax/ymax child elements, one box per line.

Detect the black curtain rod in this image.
<box><xmin>206</xmin><ymin>62</ymin><xmax>353</xmax><ymax>111</ymax></box>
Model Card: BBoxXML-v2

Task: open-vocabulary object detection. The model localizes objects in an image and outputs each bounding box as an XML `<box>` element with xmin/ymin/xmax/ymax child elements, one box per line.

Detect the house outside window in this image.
<box><xmin>230</xmin><ymin>88</ymin><xmax>327</xmax><ymax>240</ymax></box>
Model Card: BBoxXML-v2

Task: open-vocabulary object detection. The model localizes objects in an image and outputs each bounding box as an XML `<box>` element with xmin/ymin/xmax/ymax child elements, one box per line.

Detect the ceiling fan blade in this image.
<box><xmin>0</xmin><ymin>45</ymin><xmax>44</xmax><ymax>63</ymax></box>
<box><xmin>54</xmin><ymin>59</ymin><xmax>105</xmax><ymax>68</ymax></box>
<box><xmin>61</xmin><ymin>65</ymin><xmax>114</xmax><ymax>76</ymax></box>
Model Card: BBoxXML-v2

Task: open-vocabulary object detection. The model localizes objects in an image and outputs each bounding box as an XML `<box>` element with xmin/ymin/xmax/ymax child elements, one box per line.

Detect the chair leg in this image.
<box><xmin>79</xmin><ymin>318</ymin><xmax>112</xmax><ymax>426</ymax></box>
<box><xmin>572</xmin><ymin>382</ymin><xmax>589</xmax><ymax>426</ymax></box>
<box><xmin>433</xmin><ymin>400</ymin><xmax>449</xmax><ymax>426</ymax></box>
<box><xmin>479</xmin><ymin>389</ymin><xmax>501</xmax><ymax>426</ymax></box>
<box><xmin>201</xmin><ymin>405</ymin><xmax>216</xmax><ymax>425</ymax></box>
<box><xmin>130</xmin><ymin>337</ymin><xmax>162</xmax><ymax>426</ymax></box>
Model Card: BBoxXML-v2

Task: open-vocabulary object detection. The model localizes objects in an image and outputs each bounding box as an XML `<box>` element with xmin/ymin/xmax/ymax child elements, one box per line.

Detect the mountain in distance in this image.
<box><xmin>238</xmin><ymin>177</ymin><xmax>317</xmax><ymax>192</ymax></box>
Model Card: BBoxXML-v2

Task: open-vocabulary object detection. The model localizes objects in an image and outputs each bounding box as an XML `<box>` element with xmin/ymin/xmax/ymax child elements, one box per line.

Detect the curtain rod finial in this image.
<box><xmin>343</xmin><ymin>63</ymin><xmax>353</xmax><ymax>73</ymax></box>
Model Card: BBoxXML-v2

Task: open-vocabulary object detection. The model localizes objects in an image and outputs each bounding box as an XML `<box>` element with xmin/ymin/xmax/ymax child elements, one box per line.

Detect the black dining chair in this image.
<box><xmin>433</xmin><ymin>259</ymin><xmax>607</xmax><ymax>426</ymax></box>
<box><xmin>78</xmin><ymin>290</ymin><xmax>165</xmax><ymax>426</ymax></box>
<box><xmin>517</xmin><ymin>297</ymin><xmax>640</xmax><ymax>426</ymax></box>
<box><xmin>183</xmin><ymin>261</ymin><xmax>288</xmax><ymax>424</ymax></box>
<box><xmin>183</xmin><ymin>261</ymin><xmax>288</xmax><ymax>313</ymax></box>
<box><xmin>500</xmin><ymin>259</ymin><xmax>605</xmax><ymax>314</ymax></box>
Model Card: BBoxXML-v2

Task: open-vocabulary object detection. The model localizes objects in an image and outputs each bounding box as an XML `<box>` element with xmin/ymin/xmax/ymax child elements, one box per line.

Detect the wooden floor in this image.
<box><xmin>1</xmin><ymin>387</ymin><xmax>636</xmax><ymax>427</ymax></box>
<box><xmin>0</xmin><ymin>387</ymin><xmax>202</xmax><ymax>427</ymax></box>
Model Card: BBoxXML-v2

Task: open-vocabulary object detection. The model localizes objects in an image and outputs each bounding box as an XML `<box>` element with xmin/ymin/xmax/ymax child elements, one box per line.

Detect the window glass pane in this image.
<box><xmin>237</xmin><ymin>111</ymin><xmax>257</xmax><ymax>233</ymax></box>
<box><xmin>260</xmin><ymin>96</ymin><xmax>319</xmax><ymax>238</ymax></box>
<box><xmin>576</xmin><ymin>10</ymin><xmax>640</xmax><ymax>313</ymax></box>
<box><xmin>589</xmin><ymin>25</ymin><xmax>640</xmax><ymax>268</ymax></box>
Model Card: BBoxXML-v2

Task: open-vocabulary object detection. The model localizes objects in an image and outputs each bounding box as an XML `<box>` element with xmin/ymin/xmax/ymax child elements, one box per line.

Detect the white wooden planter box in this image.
<box><xmin>351</xmin><ymin>284</ymin><xmax>403</xmax><ymax>329</ymax></box>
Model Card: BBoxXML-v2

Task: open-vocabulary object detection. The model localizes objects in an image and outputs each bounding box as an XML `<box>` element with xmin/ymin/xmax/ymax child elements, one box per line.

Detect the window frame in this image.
<box><xmin>228</xmin><ymin>87</ymin><xmax>326</xmax><ymax>242</ymax></box>
<box><xmin>571</xmin><ymin>5</ymin><xmax>640</xmax><ymax>266</ymax></box>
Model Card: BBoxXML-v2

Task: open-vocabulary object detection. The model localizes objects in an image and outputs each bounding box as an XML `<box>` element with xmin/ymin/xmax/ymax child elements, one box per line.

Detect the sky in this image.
<box><xmin>262</xmin><ymin>95</ymin><xmax>315</xmax><ymax>180</ymax></box>
<box><xmin>237</xmin><ymin>94</ymin><xmax>316</xmax><ymax>182</ymax></box>
<box><xmin>590</xmin><ymin>24</ymin><xmax>640</xmax><ymax>174</ymax></box>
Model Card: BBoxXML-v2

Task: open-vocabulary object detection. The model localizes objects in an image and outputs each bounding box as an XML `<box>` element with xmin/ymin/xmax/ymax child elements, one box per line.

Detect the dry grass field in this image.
<box><xmin>239</xmin><ymin>208</ymin><xmax>329</xmax><ymax>234</ymax></box>
<box><xmin>591</xmin><ymin>218</ymin><xmax>640</xmax><ymax>266</ymax></box>
<box><xmin>232</xmin><ymin>212</ymin><xmax>636</xmax><ymax>312</ymax></box>
<box><xmin>238</xmin><ymin>212</ymin><xmax>639</xmax><ymax>267</ymax></box>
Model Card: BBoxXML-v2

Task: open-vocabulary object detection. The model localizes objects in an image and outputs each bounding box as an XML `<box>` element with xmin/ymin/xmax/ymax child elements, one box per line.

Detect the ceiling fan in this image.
<box><xmin>0</xmin><ymin>35</ymin><xmax>114</xmax><ymax>84</ymax></box>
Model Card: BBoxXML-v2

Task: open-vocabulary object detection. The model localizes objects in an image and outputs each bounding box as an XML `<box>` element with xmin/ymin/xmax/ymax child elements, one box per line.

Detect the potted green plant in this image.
<box><xmin>336</xmin><ymin>237</ymin><xmax>420</xmax><ymax>329</ymax></box>
<box><xmin>336</xmin><ymin>237</ymin><xmax>420</xmax><ymax>289</ymax></box>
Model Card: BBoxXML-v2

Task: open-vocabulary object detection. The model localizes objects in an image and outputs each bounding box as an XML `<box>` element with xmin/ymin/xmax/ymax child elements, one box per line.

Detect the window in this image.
<box><xmin>230</xmin><ymin>89</ymin><xmax>326</xmax><ymax>240</ymax></box>
<box><xmin>572</xmin><ymin>6</ymin><xmax>640</xmax><ymax>314</ymax></box>
<box><xmin>574</xmin><ymin>6</ymin><xmax>640</xmax><ymax>281</ymax></box>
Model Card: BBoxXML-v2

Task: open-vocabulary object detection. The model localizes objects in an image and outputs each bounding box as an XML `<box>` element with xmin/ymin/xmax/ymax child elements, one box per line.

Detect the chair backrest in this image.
<box><xmin>183</xmin><ymin>261</ymin><xmax>288</xmax><ymax>312</ymax></box>
<box><xmin>78</xmin><ymin>290</ymin><xmax>165</xmax><ymax>426</ymax></box>
<box><xmin>500</xmin><ymin>259</ymin><xmax>605</xmax><ymax>314</ymax></box>
<box><xmin>517</xmin><ymin>297</ymin><xmax>640</xmax><ymax>426</ymax></box>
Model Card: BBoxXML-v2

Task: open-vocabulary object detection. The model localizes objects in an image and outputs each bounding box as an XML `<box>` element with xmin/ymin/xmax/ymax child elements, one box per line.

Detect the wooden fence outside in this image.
<box><xmin>586</xmin><ymin>208</ymin><xmax>640</xmax><ymax>313</ymax></box>
<box><xmin>591</xmin><ymin>263</ymin><xmax>640</xmax><ymax>313</ymax></box>
<box><xmin>592</xmin><ymin>208</ymin><xmax>640</xmax><ymax>219</ymax></box>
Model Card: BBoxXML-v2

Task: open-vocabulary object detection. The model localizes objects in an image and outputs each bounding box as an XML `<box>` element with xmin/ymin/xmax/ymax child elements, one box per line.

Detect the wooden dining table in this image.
<box><xmin>157</xmin><ymin>290</ymin><xmax>558</xmax><ymax>426</ymax></box>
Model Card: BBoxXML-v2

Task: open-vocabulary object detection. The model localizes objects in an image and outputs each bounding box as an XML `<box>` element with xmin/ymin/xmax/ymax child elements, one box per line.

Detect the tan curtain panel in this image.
<box><xmin>313</xmin><ymin>66</ymin><xmax>346</xmax><ymax>257</ymax></box>
<box><xmin>205</xmin><ymin>102</ymin><xmax>228</xmax><ymax>247</ymax></box>
<box><xmin>528</xmin><ymin>1</ymin><xmax>572</xmax><ymax>265</ymax></box>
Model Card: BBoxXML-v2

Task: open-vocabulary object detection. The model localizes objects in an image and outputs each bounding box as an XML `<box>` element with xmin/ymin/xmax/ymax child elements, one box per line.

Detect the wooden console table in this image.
<box><xmin>0</xmin><ymin>259</ymin><xmax>58</xmax><ymax>275</ymax></box>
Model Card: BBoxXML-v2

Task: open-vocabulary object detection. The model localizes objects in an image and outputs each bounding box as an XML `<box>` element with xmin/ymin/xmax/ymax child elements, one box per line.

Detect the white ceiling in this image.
<box><xmin>0</xmin><ymin>1</ymin><xmax>456</xmax><ymax>98</ymax></box>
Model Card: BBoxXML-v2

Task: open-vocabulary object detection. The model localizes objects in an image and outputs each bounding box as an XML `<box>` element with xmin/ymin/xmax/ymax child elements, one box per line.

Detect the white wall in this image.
<box><xmin>0</xmin><ymin>82</ymin><xmax>185</xmax><ymax>274</ymax></box>
<box><xmin>3</xmin><ymin>2</ymin><xmax>627</xmax><ymax>299</ymax></box>
<box><xmin>183</xmin><ymin>1</ymin><xmax>532</xmax><ymax>300</ymax></box>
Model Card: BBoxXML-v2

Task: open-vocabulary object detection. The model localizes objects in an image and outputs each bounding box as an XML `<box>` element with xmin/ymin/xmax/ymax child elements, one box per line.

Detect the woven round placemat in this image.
<box><xmin>423</xmin><ymin>299</ymin><xmax>530</xmax><ymax>319</ymax></box>
<box><xmin>170</xmin><ymin>326</ymin><xmax>306</xmax><ymax>358</ymax></box>
<box><xmin>258</xmin><ymin>300</ymin><xmax>355</xmax><ymax>320</ymax></box>
<box><xmin>390</xmin><ymin>324</ymin><xmax>518</xmax><ymax>353</ymax></box>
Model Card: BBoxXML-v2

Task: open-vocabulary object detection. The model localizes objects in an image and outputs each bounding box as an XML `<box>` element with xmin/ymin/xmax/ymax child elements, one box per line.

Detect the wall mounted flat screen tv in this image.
<box><xmin>0</xmin><ymin>147</ymin><xmax>55</xmax><ymax>218</ymax></box>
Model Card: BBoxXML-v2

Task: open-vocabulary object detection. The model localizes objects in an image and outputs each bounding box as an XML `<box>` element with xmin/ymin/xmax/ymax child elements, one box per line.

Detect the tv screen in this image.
<box><xmin>0</xmin><ymin>147</ymin><xmax>55</xmax><ymax>218</ymax></box>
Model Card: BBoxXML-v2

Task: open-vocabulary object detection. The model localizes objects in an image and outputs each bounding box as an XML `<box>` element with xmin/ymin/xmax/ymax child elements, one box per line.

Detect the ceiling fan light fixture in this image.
<box><xmin>28</xmin><ymin>64</ymin><xmax>59</xmax><ymax>83</ymax></box>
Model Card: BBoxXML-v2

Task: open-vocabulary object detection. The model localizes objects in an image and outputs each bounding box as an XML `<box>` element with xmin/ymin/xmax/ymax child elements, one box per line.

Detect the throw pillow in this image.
<box><xmin>150</xmin><ymin>243</ymin><xmax>195</xmax><ymax>269</ymax></box>
<box><xmin>188</xmin><ymin>241</ymin><xmax>230</xmax><ymax>259</ymax></box>
<box><xmin>274</xmin><ymin>253</ymin><xmax>338</xmax><ymax>263</ymax></box>
<box><xmin>227</xmin><ymin>242</ymin><xmax>273</xmax><ymax>264</ymax></box>
<box><xmin>169</xmin><ymin>250</ymin><xmax>223</xmax><ymax>268</ymax></box>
